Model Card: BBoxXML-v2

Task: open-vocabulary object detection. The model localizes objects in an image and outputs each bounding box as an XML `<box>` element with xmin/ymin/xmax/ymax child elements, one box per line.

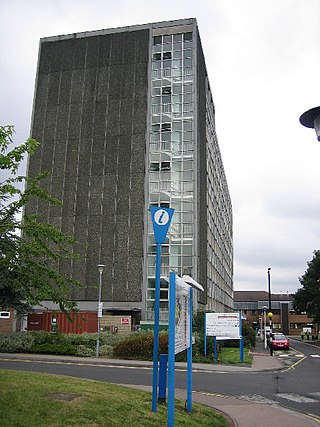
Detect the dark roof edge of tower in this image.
<box><xmin>40</xmin><ymin>18</ymin><xmax>198</xmax><ymax>43</ymax></box>
<box><xmin>234</xmin><ymin>291</ymin><xmax>294</xmax><ymax>302</ymax></box>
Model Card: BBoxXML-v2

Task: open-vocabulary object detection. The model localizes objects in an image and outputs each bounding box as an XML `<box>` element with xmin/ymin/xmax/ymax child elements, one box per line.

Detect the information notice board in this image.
<box><xmin>174</xmin><ymin>279</ymin><xmax>190</xmax><ymax>354</ymax></box>
<box><xmin>206</xmin><ymin>312</ymin><xmax>240</xmax><ymax>340</ymax></box>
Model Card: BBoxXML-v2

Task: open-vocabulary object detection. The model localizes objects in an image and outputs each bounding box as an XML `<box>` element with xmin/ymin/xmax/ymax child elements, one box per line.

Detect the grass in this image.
<box><xmin>217</xmin><ymin>347</ymin><xmax>252</xmax><ymax>364</ymax></box>
<box><xmin>0</xmin><ymin>369</ymin><xmax>228</xmax><ymax>427</ymax></box>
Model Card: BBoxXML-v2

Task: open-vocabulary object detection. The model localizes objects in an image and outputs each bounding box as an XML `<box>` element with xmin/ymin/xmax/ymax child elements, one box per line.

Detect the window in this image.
<box><xmin>161</xmin><ymin>132</ymin><xmax>171</xmax><ymax>142</ymax></box>
<box><xmin>152</xmin><ymin>87</ymin><xmax>161</xmax><ymax>96</ymax></box>
<box><xmin>153</xmin><ymin>36</ymin><xmax>162</xmax><ymax>45</ymax></box>
<box><xmin>172</xmin><ymin>121</ymin><xmax>182</xmax><ymax>131</ymax></box>
<box><xmin>184</xmin><ymin>32</ymin><xmax>193</xmax><ymax>41</ymax></box>
<box><xmin>163</xmin><ymin>52</ymin><xmax>172</xmax><ymax>60</ymax></box>
<box><xmin>161</xmin><ymin>123</ymin><xmax>171</xmax><ymax>132</ymax></box>
<box><xmin>150</xmin><ymin>162</ymin><xmax>159</xmax><ymax>171</ymax></box>
<box><xmin>162</xmin><ymin>86</ymin><xmax>172</xmax><ymax>95</ymax></box>
<box><xmin>183</xmin><ymin>120</ymin><xmax>192</xmax><ymax>131</ymax></box>
<box><xmin>173</xmin><ymin>84</ymin><xmax>182</xmax><ymax>94</ymax></box>
<box><xmin>183</xmin><ymin>83</ymin><xmax>193</xmax><ymax>94</ymax></box>
<box><xmin>184</xmin><ymin>48</ymin><xmax>193</xmax><ymax>59</ymax></box>
<box><xmin>161</xmin><ymin>161</ymin><xmax>170</xmax><ymax>171</ymax></box>
<box><xmin>173</xmin><ymin>34</ymin><xmax>182</xmax><ymax>42</ymax></box>
<box><xmin>153</xmin><ymin>53</ymin><xmax>161</xmax><ymax>61</ymax></box>
<box><xmin>183</xmin><ymin>58</ymin><xmax>192</xmax><ymax>68</ymax></box>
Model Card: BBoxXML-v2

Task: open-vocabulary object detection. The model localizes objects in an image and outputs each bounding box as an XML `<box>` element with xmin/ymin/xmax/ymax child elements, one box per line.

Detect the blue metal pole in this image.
<box><xmin>214</xmin><ymin>336</ymin><xmax>217</xmax><ymax>363</ymax></box>
<box><xmin>158</xmin><ymin>354</ymin><xmax>168</xmax><ymax>403</ymax></box>
<box><xmin>186</xmin><ymin>287</ymin><xmax>193</xmax><ymax>413</ymax></box>
<box><xmin>168</xmin><ymin>272</ymin><xmax>176</xmax><ymax>427</ymax></box>
<box><xmin>152</xmin><ymin>243</ymin><xmax>162</xmax><ymax>412</ymax></box>
<box><xmin>239</xmin><ymin>311</ymin><xmax>244</xmax><ymax>362</ymax></box>
<box><xmin>204</xmin><ymin>313</ymin><xmax>207</xmax><ymax>356</ymax></box>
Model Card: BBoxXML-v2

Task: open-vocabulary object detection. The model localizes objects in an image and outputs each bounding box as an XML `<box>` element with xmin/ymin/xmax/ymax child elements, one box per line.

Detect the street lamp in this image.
<box><xmin>299</xmin><ymin>106</ymin><xmax>320</xmax><ymax>141</ymax></box>
<box><xmin>96</xmin><ymin>264</ymin><xmax>105</xmax><ymax>358</ymax></box>
<box><xmin>263</xmin><ymin>306</ymin><xmax>268</xmax><ymax>350</ymax></box>
<box><xmin>267</xmin><ymin>268</ymin><xmax>271</xmax><ymax>313</ymax></box>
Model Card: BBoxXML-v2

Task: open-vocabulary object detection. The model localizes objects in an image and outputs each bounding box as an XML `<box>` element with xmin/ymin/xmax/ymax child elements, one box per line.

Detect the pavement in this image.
<box><xmin>0</xmin><ymin>339</ymin><xmax>319</xmax><ymax>427</ymax></box>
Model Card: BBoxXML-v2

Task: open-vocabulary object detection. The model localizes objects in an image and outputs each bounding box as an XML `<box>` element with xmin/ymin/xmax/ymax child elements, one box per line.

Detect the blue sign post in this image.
<box><xmin>167</xmin><ymin>274</ymin><xmax>203</xmax><ymax>424</ymax></box>
<box><xmin>149</xmin><ymin>206</ymin><xmax>174</xmax><ymax>413</ymax></box>
<box><xmin>204</xmin><ymin>312</ymin><xmax>244</xmax><ymax>362</ymax></box>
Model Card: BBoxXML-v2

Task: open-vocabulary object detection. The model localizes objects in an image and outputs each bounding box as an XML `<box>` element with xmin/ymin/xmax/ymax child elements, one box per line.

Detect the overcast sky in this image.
<box><xmin>1</xmin><ymin>0</ymin><xmax>319</xmax><ymax>295</ymax></box>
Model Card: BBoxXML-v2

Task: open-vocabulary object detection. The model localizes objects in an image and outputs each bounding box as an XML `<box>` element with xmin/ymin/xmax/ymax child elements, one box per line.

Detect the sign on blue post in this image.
<box><xmin>149</xmin><ymin>206</ymin><xmax>174</xmax><ymax>413</ymax></box>
<box><xmin>150</xmin><ymin>206</ymin><xmax>174</xmax><ymax>244</ymax></box>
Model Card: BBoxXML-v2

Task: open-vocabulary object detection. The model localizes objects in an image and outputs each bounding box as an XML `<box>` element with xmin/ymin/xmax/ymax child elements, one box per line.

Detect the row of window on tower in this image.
<box><xmin>153</xmin><ymin>32</ymin><xmax>193</xmax><ymax>46</ymax></box>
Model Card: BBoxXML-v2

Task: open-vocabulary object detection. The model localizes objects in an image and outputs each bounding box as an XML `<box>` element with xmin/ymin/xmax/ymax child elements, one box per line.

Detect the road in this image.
<box><xmin>0</xmin><ymin>338</ymin><xmax>319</xmax><ymax>418</ymax></box>
<box><xmin>188</xmin><ymin>339</ymin><xmax>320</xmax><ymax>417</ymax></box>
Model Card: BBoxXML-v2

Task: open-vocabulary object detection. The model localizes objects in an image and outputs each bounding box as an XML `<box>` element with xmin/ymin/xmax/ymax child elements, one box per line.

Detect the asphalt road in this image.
<box><xmin>0</xmin><ymin>338</ymin><xmax>319</xmax><ymax>418</ymax></box>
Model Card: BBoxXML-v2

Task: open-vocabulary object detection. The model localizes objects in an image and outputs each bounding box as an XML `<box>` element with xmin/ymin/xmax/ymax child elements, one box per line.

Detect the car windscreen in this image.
<box><xmin>274</xmin><ymin>335</ymin><xmax>286</xmax><ymax>341</ymax></box>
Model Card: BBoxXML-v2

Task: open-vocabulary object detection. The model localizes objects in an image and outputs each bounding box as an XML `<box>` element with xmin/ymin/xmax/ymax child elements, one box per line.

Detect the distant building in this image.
<box><xmin>234</xmin><ymin>291</ymin><xmax>314</xmax><ymax>336</ymax></box>
<box><xmin>25</xmin><ymin>18</ymin><xmax>233</xmax><ymax>330</ymax></box>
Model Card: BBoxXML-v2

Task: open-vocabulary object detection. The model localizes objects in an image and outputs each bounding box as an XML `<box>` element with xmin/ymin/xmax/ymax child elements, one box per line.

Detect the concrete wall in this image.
<box><xmin>28</xmin><ymin>29</ymin><xmax>150</xmax><ymax>304</ymax></box>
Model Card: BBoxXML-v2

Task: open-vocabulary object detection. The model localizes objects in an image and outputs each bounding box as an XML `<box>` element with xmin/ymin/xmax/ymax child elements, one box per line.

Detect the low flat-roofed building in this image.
<box><xmin>234</xmin><ymin>291</ymin><xmax>315</xmax><ymax>336</ymax></box>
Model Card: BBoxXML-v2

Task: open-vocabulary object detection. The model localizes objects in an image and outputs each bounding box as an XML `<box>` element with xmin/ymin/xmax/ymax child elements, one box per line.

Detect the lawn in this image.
<box><xmin>218</xmin><ymin>347</ymin><xmax>252</xmax><ymax>364</ymax></box>
<box><xmin>0</xmin><ymin>369</ymin><xmax>228</xmax><ymax>427</ymax></box>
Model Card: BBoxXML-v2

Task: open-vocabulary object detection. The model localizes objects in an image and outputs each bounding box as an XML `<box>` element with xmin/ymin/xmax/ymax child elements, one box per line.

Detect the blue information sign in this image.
<box><xmin>150</xmin><ymin>206</ymin><xmax>174</xmax><ymax>244</ymax></box>
<box><xmin>149</xmin><ymin>205</ymin><xmax>174</xmax><ymax>413</ymax></box>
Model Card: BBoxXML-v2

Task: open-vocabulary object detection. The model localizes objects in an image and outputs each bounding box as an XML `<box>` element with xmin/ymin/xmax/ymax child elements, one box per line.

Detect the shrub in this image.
<box><xmin>99</xmin><ymin>344</ymin><xmax>114</xmax><ymax>357</ymax></box>
<box><xmin>242</xmin><ymin>322</ymin><xmax>256</xmax><ymax>347</ymax></box>
<box><xmin>75</xmin><ymin>345</ymin><xmax>95</xmax><ymax>357</ymax></box>
<box><xmin>0</xmin><ymin>332</ymin><xmax>35</xmax><ymax>353</ymax></box>
<box><xmin>29</xmin><ymin>343</ymin><xmax>77</xmax><ymax>355</ymax></box>
<box><xmin>113</xmin><ymin>331</ymin><xmax>168</xmax><ymax>360</ymax></box>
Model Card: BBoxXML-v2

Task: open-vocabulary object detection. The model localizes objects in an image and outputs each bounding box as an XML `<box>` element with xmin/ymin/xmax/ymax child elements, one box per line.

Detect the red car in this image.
<box><xmin>270</xmin><ymin>334</ymin><xmax>290</xmax><ymax>350</ymax></box>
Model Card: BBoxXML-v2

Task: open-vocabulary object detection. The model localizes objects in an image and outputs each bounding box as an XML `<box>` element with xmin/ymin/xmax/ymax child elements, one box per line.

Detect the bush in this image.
<box><xmin>29</xmin><ymin>343</ymin><xmax>77</xmax><ymax>355</ymax></box>
<box><xmin>113</xmin><ymin>331</ymin><xmax>168</xmax><ymax>360</ymax></box>
<box><xmin>75</xmin><ymin>345</ymin><xmax>95</xmax><ymax>357</ymax></box>
<box><xmin>99</xmin><ymin>344</ymin><xmax>114</xmax><ymax>357</ymax></box>
<box><xmin>242</xmin><ymin>322</ymin><xmax>256</xmax><ymax>348</ymax></box>
<box><xmin>0</xmin><ymin>330</ymin><xmax>129</xmax><ymax>356</ymax></box>
<box><xmin>0</xmin><ymin>332</ymin><xmax>35</xmax><ymax>353</ymax></box>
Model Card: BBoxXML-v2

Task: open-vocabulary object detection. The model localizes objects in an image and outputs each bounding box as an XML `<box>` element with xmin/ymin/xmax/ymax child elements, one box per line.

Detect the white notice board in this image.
<box><xmin>175</xmin><ymin>279</ymin><xmax>190</xmax><ymax>354</ymax></box>
<box><xmin>206</xmin><ymin>312</ymin><xmax>240</xmax><ymax>339</ymax></box>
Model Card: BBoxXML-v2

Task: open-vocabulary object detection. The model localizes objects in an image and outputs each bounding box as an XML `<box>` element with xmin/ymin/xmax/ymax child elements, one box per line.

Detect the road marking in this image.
<box><xmin>0</xmin><ymin>358</ymin><xmax>153</xmax><ymax>370</ymax></box>
<box><xmin>237</xmin><ymin>394</ymin><xmax>278</xmax><ymax>405</ymax></box>
<box><xmin>276</xmin><ymin>393</ymin><xmax>318</xmax><ymax>403</ymax></box>
<box><xmin>309</xmin><ymin>392</ymin><xmax>320</xmax><ymax>397</ymax></box>
<box><xmin>283</xmin><ymin>354</ymin><xmax>307</xmax><ymax>371</ymax></box>
<box><xmin>310</xmin><ymin>355</ymin><xmax>320</xmax><ymax>358</ymax></box>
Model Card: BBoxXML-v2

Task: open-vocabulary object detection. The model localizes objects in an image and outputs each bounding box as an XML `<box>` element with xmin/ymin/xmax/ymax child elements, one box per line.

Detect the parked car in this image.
<box><xmin>270</xmin><ymin>333</ymin><xmax>290</xmax><ymax>350</ymax></box>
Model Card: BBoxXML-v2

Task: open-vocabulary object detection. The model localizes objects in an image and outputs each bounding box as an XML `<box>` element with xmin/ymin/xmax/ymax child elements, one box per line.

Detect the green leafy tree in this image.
<box><xmin>293</xmin><ymin>250</ymin><xmax>320</xmax><ymax>324</ymax></box>
<box><xmin>0</xmin><ymin>125</ymin><xmax>81</xmax><ymax>314</ymax></box>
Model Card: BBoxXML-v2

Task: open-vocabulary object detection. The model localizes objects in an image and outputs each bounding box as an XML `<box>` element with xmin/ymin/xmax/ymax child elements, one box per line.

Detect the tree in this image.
<box><xmin>293</xmin><ymin>250</ymin><xmax>320</xmax><ymax>325</ymax></box>
<box><xmin>0</xmin><ymin>125</ymin><xmax>81</xmax><ymax>314</ymax></box>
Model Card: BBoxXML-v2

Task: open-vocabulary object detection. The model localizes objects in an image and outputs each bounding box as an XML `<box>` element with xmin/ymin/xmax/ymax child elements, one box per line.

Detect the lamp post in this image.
<box><xmin>268</xmin><ymin>311</ymin><xmax>273</xmax><ymax>355</ymax></box>
<box><xmin>299</xmin><ymin>106</ymin><xmax>320</xmax><ymax>141</ymax></box>
<box><xmin>96</xmin><ymin>264</ymin><xmax>105</xmax><ymax>358</ymax></box>
<box><xmin>267</xmin><ymin>268</ymin><xmax>271</xmax><ymax>313</ymax></box>
<box><xmin>267</xmin><ymin>268</ymin><xmax>273</xmax><ymax>351</ymax></box>
<box><xmin>263</xmin><ymin>306</ymin><xmax>268</xmax><ymax>349</ymax></box>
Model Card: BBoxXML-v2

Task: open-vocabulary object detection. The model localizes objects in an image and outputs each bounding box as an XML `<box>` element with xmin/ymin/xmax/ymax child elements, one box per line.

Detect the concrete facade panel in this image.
<box><xmin>28</xmin><ymin>28</ymin><xmax>149</xmax><ymax>303</ymax></box>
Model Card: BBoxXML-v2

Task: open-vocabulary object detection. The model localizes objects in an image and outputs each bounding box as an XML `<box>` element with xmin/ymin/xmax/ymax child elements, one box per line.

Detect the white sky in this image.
<box><xmin>1</xmin><ymin>0</ymin><xmax>319</xmax><ymax>295</ymax></box>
